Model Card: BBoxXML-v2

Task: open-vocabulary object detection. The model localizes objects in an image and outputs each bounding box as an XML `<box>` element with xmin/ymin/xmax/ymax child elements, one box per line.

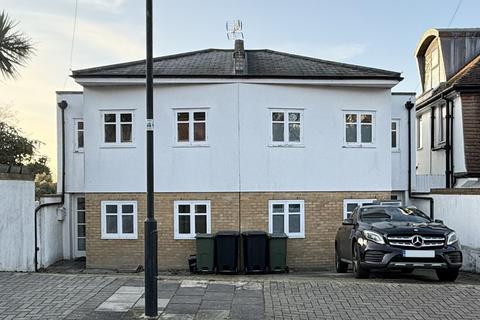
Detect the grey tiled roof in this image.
<box><xmin>72</xmin><ymin>49</ymin><xmax>401</xmax><ymax>80</ymax></box>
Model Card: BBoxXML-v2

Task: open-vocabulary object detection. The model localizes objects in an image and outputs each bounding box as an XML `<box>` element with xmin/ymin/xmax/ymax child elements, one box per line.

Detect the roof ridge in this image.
<box><xmin>255</xmin><ymin>49</ymin><xmax>401</xmax><ymax>76</ymax></box>
<box><xmin>72</xmin><ymin>48</ymin><xmax>222</xmax><ymax>75</ymax></box>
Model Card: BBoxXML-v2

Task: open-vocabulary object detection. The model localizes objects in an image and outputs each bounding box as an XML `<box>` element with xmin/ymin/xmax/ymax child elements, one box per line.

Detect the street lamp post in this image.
<box><xmin>144</xmin><ymin>0</ymin><xmax>158</xmax><ymax>317</ymax></box>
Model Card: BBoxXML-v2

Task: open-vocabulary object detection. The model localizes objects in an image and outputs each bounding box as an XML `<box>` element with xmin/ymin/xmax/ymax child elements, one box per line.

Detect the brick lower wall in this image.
<box><xmin>85</xmin><ymin>191</ymin><xmax>390</xmax><ymax>271</ymax></box>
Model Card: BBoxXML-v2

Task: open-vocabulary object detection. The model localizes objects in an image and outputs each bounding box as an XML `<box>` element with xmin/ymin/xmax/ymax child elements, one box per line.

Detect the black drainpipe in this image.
<box><xmin>442</xmin><ymin>94</ymin><xmax>454</xmax><ymax>188</ymax></box>
<box><xmin>405</xmin><ymin>101</ymin><xmax>435</xmax><ymax>219</ymax></box>
<box><xmin>34</xmin><ymin>100</ymin><xmax>68</xmax><ymax>272</ymax></box>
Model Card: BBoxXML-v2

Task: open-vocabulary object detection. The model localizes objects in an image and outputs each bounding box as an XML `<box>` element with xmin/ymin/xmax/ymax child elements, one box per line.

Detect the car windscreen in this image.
<box><xmin>359</xmin><ymin>207</ymin><xmax>431</xmax><ymax>223</ymax></box>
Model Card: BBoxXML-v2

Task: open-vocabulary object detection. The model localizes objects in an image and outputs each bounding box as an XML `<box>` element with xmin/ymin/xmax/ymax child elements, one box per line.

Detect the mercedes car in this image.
<box><xmin>335</xmin><ymin>205</ymin><xmax>462</xmax><ymax>281</ymax></box>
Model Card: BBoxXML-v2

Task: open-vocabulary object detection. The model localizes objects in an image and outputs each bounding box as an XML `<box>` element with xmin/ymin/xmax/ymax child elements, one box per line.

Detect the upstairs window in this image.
<box><xmin>101</xmin><ymin>201</ymin><xmax>137</xmax><ymax>239</ymax></box>
<box><xmin>271</xmin><ymin>110</ymin><xmax>303</xmax><ymax>145</ymax></box>
<box><xmin>344</xmin><ymin>112</ymin><xmax>375</xmax><ymax>146</ymax></box>
<box><xmin>268</xmin><ymin>200</ymin><xmax>305</xmax><ymax>238</ymax></box>
<box><xmin>174</xmin><ymin>201</ymin><xmax>211</xmax><ymax>239</ymax></box>
<box><xmin>103</xmin><ymin>112</ymin><xmax>133</xmax><ymax>144</ymax></box>
<box><xmin>416</xmin><ymin>116</ymin><xmax>423</xmax><ymax>149</ymax></box>
<box><xmin>74</xmin><ymin>119</ymin><xmax>84</xmax><ymax>151</ymax></box>
<box><xmin>391</xmin><ymin>120</ymin><xmax>399</xmax><ymax>151</ymax></box>
<box><xmin>424</xmin><ymin>45</ymin><xmax>440</xmax><ymax>91</ymax></box>
<box><xmin>438</xmin><ymin>104</ymin><xmax>447</xmax><ymax>144</ymax></box>
<box><xmin>175</xmin><ymin>110</ymin><xmax>207</xmax><ymax>145</ymax></box>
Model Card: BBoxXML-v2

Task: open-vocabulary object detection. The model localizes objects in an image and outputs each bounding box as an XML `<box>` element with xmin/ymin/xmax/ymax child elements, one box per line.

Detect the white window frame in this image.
<box><xmin>416</xmin><ymin>116</ymin><xmax>423</xmax><ymax>150</ymax></box>
<box><xmin>101</xmin><ymin>201</ymin><xmax>138</xmax><ymax>240</ymax></box>
<box><xmin>343</xmin><ymin>199</ymin><xmax>376</xmax><ymax>220</ymax></box>
<box><xmin>343</xmin><ymin>111</ymin><xmax>376</xmax><ymax>147</ymax></box>
<box><xmin>391</xmin><ymin>119</ymin><xmax>400</xmax><ymax>151</ymax></box>
<box><xmin>101</xmin><ymin>110</ymin><xmax>135</xmax><ymax>146</ymax></box>
<box><xmin>74</xmin><ymin>119</ymin><xmax>84</xmax><ymax>152</ymax></box>
<box><xmin>173</xmin><ymin>109</ymin><xmax>208</xmax><ymax>146</ymax></box>
<box><xmin>268</xmin><ymin>200</ymin><xmax>305</xmax><ymax>238</ymax></box>
<box><xmin>437</xmin><ymin>104</ymin><xmax>447</xmax><ymax>144</ymax></box>
<box><xmin>174</xmin><ymin>200</ymin><xmax>211</xmax><ymax>239</ymax></box>
<box><xmin>75</xmin><ymin>196</ymin><xmax>86</xmax><ymax>256</ymax></box>
<box><xmin>269</xmin><ymin>109</ymin><xmax>304</xmax><ymax>146</ymax></box>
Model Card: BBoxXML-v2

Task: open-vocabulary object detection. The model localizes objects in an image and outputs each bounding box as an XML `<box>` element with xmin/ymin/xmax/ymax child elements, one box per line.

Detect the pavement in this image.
<box><xmin>1</xmin><ymin>270</ymin><xmax>480</xmax><ymax>319</ymax></box>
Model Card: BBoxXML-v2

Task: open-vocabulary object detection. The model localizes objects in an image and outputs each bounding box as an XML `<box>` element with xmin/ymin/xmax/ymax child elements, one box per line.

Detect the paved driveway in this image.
<box><xmin>1</xmin><ymin>271</ymin><xmax>480</xmax><ymax>319</ymax></box>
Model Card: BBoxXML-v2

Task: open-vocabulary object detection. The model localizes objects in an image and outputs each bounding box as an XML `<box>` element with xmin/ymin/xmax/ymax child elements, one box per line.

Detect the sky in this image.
<box><xmin>1</xmin><ymin>0</ymin><xmax>479</xmax><ymax>180</ymax></box>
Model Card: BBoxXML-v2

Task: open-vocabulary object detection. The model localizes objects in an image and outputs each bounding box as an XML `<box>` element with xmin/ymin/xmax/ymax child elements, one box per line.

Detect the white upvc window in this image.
<box><xmin>74</xmin><ymin>119</ymin><xmax>84</xmax><ymax>152</ymax></box>
<box><xmin>174</xmin><ymin>201</ymin><xmax>211</xmax><ymax>239</ymax></box>
<box><xmin>270</xmin><ymin>110</ymin><xmax>303</xmax><ymax>145</ymax></box>
<box><xmin>391</xmin><ymin>119</ymin><xmax>399</xmax><ymax>151</ymax></box>
<box><xmin>438</xmin><ymin>104</ymin><xmax>447</xmax><ymax>144</ymax></box>
<box><xmin>344</xmin><ymin>111</ymin><xmax>375</xmax><ymax>146</ymax></box>
<box><xmin>175</xmin><ymin>110</ymin><xmax>207</xmax><ymax>145</ymax></box>
<box><xmin>102</xmin><ymin>111</ymin><xmax>134</xmax><ymax>145</ymax></box>
<box><xmin>268</xmin><ymin>200</ymin><xmax>305</xmax><ymax>238</ymax></box>
<box><xmin>424</xmin><ymin>46</ymin><xmax>440</xmax><ymax>91</ymax></box>
<box><xmin>343</xmin><ymin>199</ymin><xmax>376</xmax><ymax>220</ymax></box>
<box><xmin>101</xmin><ymin>201</ymin><xmax>137</xmax><ymax>239</ymax></box>
<box><xmin>416</xmin><ymin>116</ymin><xmax>423</xmax><ymax>150</ymax></box>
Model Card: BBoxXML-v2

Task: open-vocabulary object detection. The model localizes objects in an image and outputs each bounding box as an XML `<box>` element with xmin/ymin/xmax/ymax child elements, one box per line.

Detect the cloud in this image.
<box><xmin>274</xmin><ymin>42</ymin><xmax>367</xmax><ymax>62</ymax></box>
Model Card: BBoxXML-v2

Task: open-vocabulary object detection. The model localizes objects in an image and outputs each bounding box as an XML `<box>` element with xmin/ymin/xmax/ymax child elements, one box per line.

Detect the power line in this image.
<box><xmin>62</xmin><ymin>0</ymin><xmax>79</xmax><ymax>89</ymax></box>
<box><xmin>448</xmin><ymin>0</ymin><xmax>463</xmax><ymax>27</ymax></box>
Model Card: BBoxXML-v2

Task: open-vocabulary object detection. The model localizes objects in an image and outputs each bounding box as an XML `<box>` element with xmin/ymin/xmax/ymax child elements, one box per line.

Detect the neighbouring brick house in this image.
<box><xmin>54</xmin><ymin>40</ymin><xmax>411</xmax><ymax>271</ymax></box>
<box><xmin>411</xmin><ymin>28</ymin><xmax>480</xmax><ymax>272</ymax></box>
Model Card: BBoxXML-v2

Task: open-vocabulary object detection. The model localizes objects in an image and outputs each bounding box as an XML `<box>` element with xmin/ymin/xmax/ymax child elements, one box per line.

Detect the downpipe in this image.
<box><xmin>33</xmin><ymin>100</ymin><xmax>68</xmax><ymax>272</ymax></box>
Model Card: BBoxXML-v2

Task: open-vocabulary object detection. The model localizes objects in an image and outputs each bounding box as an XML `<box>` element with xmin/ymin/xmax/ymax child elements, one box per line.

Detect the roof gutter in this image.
<box><xmin>416</xmin><ymin>84</ymin><xmax>480</xmax><ymax>111</ymax></box>
<box><xmin>33</xmin><ymin>100</ymin><xmax>68</xmax><ymax>272</ymax></box>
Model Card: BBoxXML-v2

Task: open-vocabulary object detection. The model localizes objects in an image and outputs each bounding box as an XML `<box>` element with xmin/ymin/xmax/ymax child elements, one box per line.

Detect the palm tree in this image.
<box><xmin>0</xmin><ymin>11</ymin><xmax>33</xmax><ymax>79</ymax></box>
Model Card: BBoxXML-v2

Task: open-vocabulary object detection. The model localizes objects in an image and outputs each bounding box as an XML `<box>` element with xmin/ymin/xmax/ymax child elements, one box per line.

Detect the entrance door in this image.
<box><xmin>75</xmin><ymin>196</ymin><xmax>86</xmax><ymax>257</ymax></box>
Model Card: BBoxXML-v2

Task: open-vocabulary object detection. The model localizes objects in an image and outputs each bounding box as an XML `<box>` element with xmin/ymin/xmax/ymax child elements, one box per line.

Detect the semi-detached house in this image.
<box><xmin>55</xmin><ymin>40</ymin><xmax>412</xmax><ymax>270</ymax></box>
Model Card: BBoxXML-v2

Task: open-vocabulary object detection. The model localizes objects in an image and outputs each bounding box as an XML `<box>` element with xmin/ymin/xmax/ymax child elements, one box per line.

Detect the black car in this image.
<box><xmin>335</xmin><ymin>205</ymin><xmax>462</xmax><ymax>281</ymax></box>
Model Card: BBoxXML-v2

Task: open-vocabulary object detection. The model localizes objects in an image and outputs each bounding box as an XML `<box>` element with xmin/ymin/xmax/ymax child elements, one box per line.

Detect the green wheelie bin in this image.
<box><xmin>269</xmin><ymin>233</ymin><xmax>288</xmax><ymax>272</ymax></box>
<box><xmin>195</xmin><ymin>233</ymin><xmax>215</xmax><ymax>273</ymax></box>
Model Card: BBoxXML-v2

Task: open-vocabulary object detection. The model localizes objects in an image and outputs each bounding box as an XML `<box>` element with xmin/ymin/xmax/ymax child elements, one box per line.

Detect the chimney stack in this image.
<box><xmin>233</xmin><ymin>39</ymin><xmax>246</xmax><ymax>74</ymax></box>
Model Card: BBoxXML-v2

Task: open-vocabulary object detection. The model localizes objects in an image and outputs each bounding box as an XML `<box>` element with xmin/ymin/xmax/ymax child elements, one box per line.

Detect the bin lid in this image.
<box><xmin>195</xmin><ymin>233</ymin><xmax>214</xmax><ymax>239</ymax></box>
<box><xmin>269</xmin><ymin>233</ymin><xmax>288</xmax><ymax>239</ymax></box>
<box><xmin>216</xmin><ymin>231</ymin><xmax>240</xmax><ymax>237</ymax></box>
<box><xmin>242</xmin><ymin>231</ymin><xmax>268</xmax><ymax>236</ymax></box>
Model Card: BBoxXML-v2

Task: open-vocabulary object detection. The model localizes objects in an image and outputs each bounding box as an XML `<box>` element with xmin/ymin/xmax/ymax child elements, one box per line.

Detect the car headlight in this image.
<box><xmin>447</xmin><ymin>232</ymin><xmax>458</xmax><ymax>245</ymax></box>
<box><xmin>363</xmin><ymin>230</ymin><xmax>385</xmax><ymax>244</ymax></box>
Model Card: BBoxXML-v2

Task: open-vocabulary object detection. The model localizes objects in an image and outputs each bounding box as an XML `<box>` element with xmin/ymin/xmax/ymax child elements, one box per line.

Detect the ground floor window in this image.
<box><xmin>343</xmin><ymin>199</ymin><xmax>375</xmax><ymax>219</ymax></box>
<box><xmin>101</xmin><ymin>201</ymin><xmax>137</xmax><ymax>239</ymax></box>
<box><xmin>268</xmin><ymin>200</ymin><xmax>305</xmax><ymax>238</ymax></box>
<box><xmin>174</xmin><ymin>201</ymin><xmax>211</xmax><ymax>239</ymax></box>
<box><xmin>76</xmin><ymin>197</ymin><xmax>86</xmax><ymax>252</ymax></box>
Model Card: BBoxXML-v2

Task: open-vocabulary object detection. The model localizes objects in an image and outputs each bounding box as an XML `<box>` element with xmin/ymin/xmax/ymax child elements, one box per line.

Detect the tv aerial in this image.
<box><xmin>226</xmin><ymin>20</ymin><xmax>244</xmax><ymax>40</ymax></box>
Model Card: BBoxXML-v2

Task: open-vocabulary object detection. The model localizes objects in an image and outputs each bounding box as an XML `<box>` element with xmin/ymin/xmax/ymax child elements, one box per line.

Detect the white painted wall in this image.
<box><xmin>36</xmin><ymin>196</ymin><xmax>64</xmax><ymax>268</ymax></box>
<box><xmin>391</xmin><ymin>93</ymin><xmax>415</xmax><ymax>191</ymax></box>
<box><xmin>411</xmin><ymin>194</ymin><xmax>480</xmax><ymax>273</ymax></box>
<box><xmin>415</xmin><ymin>95</ymin><xmax>465</xmax><ymax>177</ymax></box>
<box><xmin>77</xmin><ymin>82</ymin><xmax>397</xmax><ymax>192</ymax></box>
<box><xmin>56</xmin><ymin>92</ymin><xmax>85</xmax><ymax>194</ymax></box>
<box><xmin>0</xmin><ymin>177</ymin><xmax>35</xmax><ymax>271</ymax></box>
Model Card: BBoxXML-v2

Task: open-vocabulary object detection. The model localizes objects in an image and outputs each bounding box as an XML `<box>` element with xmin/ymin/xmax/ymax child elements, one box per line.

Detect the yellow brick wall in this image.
<box><xmin>86</xmin><ymin>191</ymin><xmax>390</xmax><ymax>271</ymax></box>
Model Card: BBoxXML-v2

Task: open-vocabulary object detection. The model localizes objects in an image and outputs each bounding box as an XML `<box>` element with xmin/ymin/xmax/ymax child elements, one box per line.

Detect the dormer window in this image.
<box><xmin>424</xmin><ymin>45</ymin><xmax>440</xmax><ymax>91</ymax></box>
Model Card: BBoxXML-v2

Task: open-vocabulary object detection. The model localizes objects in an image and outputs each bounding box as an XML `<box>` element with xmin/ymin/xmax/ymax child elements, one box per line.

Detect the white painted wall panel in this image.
<box><xmin>0</xmin><ymin>179</ymin><xmax>35</xmax><ymax>271</ymax></box>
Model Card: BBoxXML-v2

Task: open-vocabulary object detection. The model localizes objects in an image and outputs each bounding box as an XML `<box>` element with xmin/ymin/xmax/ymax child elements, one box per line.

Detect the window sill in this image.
<box><xmin>101</xmin><ymin>235</ymin><xmax>138</xmax><ymax>240</ymax></box>
<box><xmin>269</xmin><ymin>144</ymin><xmax>305</xmax><ymax>148</ymax></box>
<box><xmin>432</xmin><ymin>143</ymin><xmax>446</xmax><ymax>151</ymax></box>
<box><xmin>342</xmin><ymin>144</ymin><xmax>376</xmax><ymax>149</ymax></box>
<box><xmin>286</xmin><ymin>234</ymin><xmax>305</xmax><ymax>239</ymax></box>
<box><xmin>74</xmin><ymin>150</ymin><xmax>84</xmax><ymax>153</ymax></box>
<box><xmin>100</xmin><ymin>144</ymin><xmax>136</xmax><ymax>149</ymax></box>
<box><xmin>392</xmin><ymin>149</ymin><xmax>400</xmax><ymax>153</ymax></box>
<box><xmin>172</xmin><ymin>144</ymin><xmax>210</xmax><ymax>148</ymax></box>
<box><xmin>174</xmin><ymin>235</ymin><xmax>196</xmax><ymax>240</ymax></box>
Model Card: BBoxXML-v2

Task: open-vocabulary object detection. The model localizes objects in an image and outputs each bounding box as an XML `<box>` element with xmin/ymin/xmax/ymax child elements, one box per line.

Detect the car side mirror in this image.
<box><xmin>434</xmin><ymin>219</ymin><xmax>444</xmax><ymax>224</ymax></box>
<box><xmin>342</xmin><ymin>219</ymin><xmax>354</xmax><ymax>226</ymax></box>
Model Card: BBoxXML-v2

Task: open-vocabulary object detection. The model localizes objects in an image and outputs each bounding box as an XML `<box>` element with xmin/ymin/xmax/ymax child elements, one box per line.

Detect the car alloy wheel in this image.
<box><xmin>335</xmin><ymin>247</ymin><xmax>348</xmax><ymax>273</ymax></box>
<box><xmin>352</xmin><ymin>244</ymin><xmax>369</xmax><ymax>279</ymax></box>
